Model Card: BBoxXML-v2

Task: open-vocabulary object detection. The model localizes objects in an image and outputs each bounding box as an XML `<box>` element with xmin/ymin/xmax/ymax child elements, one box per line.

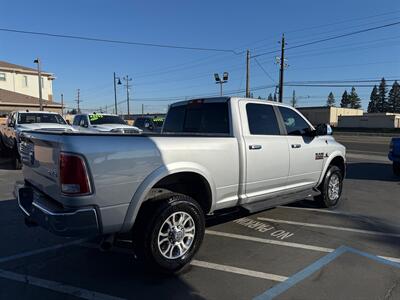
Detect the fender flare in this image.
<box><xmin>120</xmin><ymin>162</ymin><xmax>216</xmax><ymax>233</ymax></box>
<box><xmin>316</xmin><ymin>151</ymin><xmax>346</xmax><ymax>187</ymax></box>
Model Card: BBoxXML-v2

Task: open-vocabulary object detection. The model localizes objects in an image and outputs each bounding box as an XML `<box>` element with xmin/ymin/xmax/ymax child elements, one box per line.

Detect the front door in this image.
<box><xmin>277</xmin><ymin>106</ymin><xmax>325</xmax><ymax>189</ymax></box>
<box><xmin>241</xmin><ymin>101</ymin><xmax>290</xmax><ymax>202</ymax></box>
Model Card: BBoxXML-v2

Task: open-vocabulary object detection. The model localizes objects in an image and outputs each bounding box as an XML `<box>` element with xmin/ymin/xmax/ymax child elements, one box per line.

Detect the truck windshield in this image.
<box><xmin>18</xmin><ymin>113</ymin><xmax>66</xmax><ymax>124</ymax></box>
<box><xmin>88</xmin><ymin>114</ymin><xmax>126</xmax><ymax>125</ymax></box>
<box><xmin>163</xmin><ymin>100</ymin><xmax>230</xmax><ymax>135</ymax></box>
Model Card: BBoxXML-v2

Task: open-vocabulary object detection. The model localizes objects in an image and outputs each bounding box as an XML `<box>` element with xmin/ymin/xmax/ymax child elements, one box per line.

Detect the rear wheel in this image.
<box><xmin>132</xmin><ymin>193</ymin><xmax>205</xmax><ymax>274</ymax></box>
<box><xmin>393</xmin><ymin>162</ymin><xmax>400</xmax><ymax>176</ymax></box>
<box><xmin>315</xmin><ymin>165</ymin><xmax>343</xmax><ymax>208</ymax></box>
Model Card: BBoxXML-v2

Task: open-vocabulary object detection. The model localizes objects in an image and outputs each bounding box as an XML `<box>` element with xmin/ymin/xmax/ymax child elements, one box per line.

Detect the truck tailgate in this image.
<box><xmin>20</xmin><ymin>132</ymin><xmax>62</xmax><ymax>202</ymax></box>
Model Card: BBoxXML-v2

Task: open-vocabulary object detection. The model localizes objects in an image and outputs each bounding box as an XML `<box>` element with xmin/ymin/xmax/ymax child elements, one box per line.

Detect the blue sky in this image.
<box><xmin>1</xmin><ymin>0</ymin><xmax>399</xmax><ymax>113</ymax></box>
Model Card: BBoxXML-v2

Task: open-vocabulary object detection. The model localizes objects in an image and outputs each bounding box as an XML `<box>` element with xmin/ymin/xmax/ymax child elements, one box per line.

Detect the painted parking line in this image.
<box><xmin>81</xmin><ymin>243</ymin><xmax>288</xmax><ymax>282</ymax></box>
<box><xmin>205</xmin><ymin>230</ymin><xmax>400</xmax><ymax>263</ymax></box>
<box><xmin>191</xmin><ymin>260</ymin><xmax>288</xmax><ymax>282</ymax></box>
<box><xmin>257</xmin><ymin>217</ymin><xmax>400</xmax><ymax>238</ymax></box>
<box><xmin>0</xmin><ymin>269</ymin><xmax>125</xmax><ymax>300</ymax></box>
<box><xmin>278</xmin><ymin>205</ymin><xmax>357</xmax><ymax>216</ymax></box>
<box><xmin>254</xmin><ymin>245</ymin><xmax>400</xmax><ymax>300</ymax></box>
<box><xmin>0</xmin><ymin>239</ymin><xmax>86</xmax><ymax>264</ymax></box>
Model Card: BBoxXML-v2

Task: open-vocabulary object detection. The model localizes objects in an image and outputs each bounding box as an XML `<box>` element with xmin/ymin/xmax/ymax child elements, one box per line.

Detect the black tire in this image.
<box><xmin>132</xmin><ymin>193</ymin><xmax>205</xmax><ymax>274</ymax></box>
<box><xmin>315</xmin><ymin>165</ymin><xmax>343</xmax><ymax>208</ymax></box>
<box><xmin>394</xmin><ymin>162</ymin><xmax>400</xmax><ymax>176</ymax></box>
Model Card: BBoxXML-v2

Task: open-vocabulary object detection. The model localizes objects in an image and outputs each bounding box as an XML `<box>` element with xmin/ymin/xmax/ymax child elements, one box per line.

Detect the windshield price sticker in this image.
<box><xmin>89</xmin><ymin>114</ymin><xmax>104</xmax><ymax>121</ymax></box>
<box><xmin>234</xmin><ymin>217</ymin><xmax>294</xmax><ymax>240</ymax></box>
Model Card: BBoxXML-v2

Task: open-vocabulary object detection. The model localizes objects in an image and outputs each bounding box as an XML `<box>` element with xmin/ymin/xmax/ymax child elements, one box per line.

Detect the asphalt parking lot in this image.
<box><xmin>1</xmin><ymin>136</ymin><xmax>400</xmax><ymax>300</ymax></box>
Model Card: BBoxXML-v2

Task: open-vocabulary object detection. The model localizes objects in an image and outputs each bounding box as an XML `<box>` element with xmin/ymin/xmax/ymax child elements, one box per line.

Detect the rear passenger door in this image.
<box><xmin>240</xmin><ymin>101</ymin><xmax>290</xmax><ymax>202</ymax></box>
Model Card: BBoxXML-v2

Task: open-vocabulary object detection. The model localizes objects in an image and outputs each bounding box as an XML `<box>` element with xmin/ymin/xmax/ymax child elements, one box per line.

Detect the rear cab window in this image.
<box><xmin>163</xmin><ymin>99</ymin><xmax>230</xmax><ymax>135</ymax></box>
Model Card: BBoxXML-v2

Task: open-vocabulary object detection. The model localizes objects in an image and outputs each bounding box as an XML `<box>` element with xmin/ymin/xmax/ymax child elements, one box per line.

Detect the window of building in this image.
<box><xmin>0</xmin><ymin>73</ymin><xmax>6</xmax><ymax>81</ymax></box>
<box><xmin>41</xmin><ymin>77</ymin><xmax>44</xmax><ymax>89</ymax></box>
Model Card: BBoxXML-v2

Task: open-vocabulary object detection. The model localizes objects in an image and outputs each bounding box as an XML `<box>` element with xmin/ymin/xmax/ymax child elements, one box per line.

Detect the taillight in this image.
<box><xmin>60</xmin><ymin>153</ymin><xmax>91</xmax><ymax>195</ymax></box>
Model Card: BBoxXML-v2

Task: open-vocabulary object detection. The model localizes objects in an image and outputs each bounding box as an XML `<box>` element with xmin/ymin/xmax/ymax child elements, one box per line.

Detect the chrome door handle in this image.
<box><xmin>291</xmin><ymin>144</ymin><xmax>301</xmax><ymax>149</ymax></box>
<box><xmin>249</xmin><ymin>144</ymin><xmax>262</xmax><ymax>150</ymax></box>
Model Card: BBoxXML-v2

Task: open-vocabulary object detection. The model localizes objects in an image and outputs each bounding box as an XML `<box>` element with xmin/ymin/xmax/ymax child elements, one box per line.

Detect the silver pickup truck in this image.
<box><xmin>15</xmin><ymin>97</ymin><xmax>346</xmax><ymax>273</ymax></box>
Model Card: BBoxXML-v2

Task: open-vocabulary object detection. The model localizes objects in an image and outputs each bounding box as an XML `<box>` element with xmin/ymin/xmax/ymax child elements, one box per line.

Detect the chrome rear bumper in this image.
<box><xmin>15</xmin><ymin>182</ymin><xmax>99</xmax><ymax>237</ymax></box>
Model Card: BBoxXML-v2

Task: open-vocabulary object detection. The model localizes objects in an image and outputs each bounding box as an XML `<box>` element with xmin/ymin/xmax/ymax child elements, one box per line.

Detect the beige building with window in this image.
<box><xmin>298</xmin><ymin>106</ymin><xmax>364</xmax><ymax>127</ymax></box>
<box><xmin>0</xmin><ymin>60</ymin><xmax>62</xmax><ymax>116</ymax></box>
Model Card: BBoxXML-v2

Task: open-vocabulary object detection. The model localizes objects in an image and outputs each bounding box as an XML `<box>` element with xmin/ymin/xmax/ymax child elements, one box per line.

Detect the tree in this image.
<box><xmin>340</xmin><ymin>90</ymin><xmax>350</xmax><ymax>108</ymax></box>
<box><xmin>388</xmin><ymin>81</ymin><xmax>400</xmax><ymax>113</ymax></box>
<box><xmin>348</xmin><ymin>87</ymin><xmax>362</xmax><ymax>109</ymax></box>
<box><xmin>367</xmin><ymin>85</ymin><xmax>379</xmax><ymax>113</ymax></box>
<box><xmin>291</xmin><ymin>90</ymin><xmax>297</xmax><ymax>107</ymax></box>
<box><xmin>327</xmin><ymin>92</ymin><xmax>335</xmax><ymax>107</ymax></box>
<box><xmin>377</xmin><ymin>77</ymin><xmax>388</xmax><ymax>112</ymax></box>
<box><xmin>267</xmin><ymin>93</ymin><xmax>273</xmax><ymax>101</ymax></box>
<box><xmin>67</xmin><ymin>108</ymin><xmax>77</xmax><ymax>114</ymax></box>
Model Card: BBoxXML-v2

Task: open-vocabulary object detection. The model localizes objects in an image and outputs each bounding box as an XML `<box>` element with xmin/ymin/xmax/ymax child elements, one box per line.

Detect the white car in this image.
<box><xmin>0</xmin><ymin>110</ymin><xmax>74</xmax><ymax>169</ymax></box>
<box><xmin>72</xmin><ymin>113</ymin><xmax>142</xmax><ymax>134</ymax></box>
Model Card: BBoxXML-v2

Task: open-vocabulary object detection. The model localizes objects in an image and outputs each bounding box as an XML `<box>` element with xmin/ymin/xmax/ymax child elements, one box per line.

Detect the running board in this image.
<box><xmin>241</xmin><ymin>189</ymin><xmax>320</xmax><ymax>214</ymax></box>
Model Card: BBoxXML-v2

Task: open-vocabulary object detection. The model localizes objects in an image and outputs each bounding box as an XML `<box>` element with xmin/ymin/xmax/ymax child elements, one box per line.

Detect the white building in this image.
<box><xmin>0</xmin><ymin>60</ymin><xmax>62</xmax><ymax>115</ymax></box>
<box><xmin>0</xmin><ymin>60</ymin><xmax>54</xmax><ymax>101</ymax></box>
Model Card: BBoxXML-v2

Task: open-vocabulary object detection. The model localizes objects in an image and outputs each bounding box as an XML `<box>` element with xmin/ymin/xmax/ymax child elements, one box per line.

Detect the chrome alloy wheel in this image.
<box><xmin>158</xmin><ymin>211</ymin><xmax>196</xmax><ymax>259</ymax></box>
<box><xmin>328</xmin><ymin>173</ymin><xmax>341</xmax><ymax>201</ymax></box>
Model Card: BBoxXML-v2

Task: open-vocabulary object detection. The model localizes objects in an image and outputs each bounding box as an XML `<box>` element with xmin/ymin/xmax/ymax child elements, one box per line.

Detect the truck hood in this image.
<box><xmin>17</xmin><ymin>123</ymin><xmax>75</xmax><ymax>132</ymax></box>
<box><xmin>91</xmin><ymin>124</ymin><xmax>142</xmax><ymax>132</ymax></box>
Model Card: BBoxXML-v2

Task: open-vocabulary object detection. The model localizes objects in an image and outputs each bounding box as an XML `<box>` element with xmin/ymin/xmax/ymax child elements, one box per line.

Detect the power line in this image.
<box><xmin>0</xmin><ymin>27</ymin><xmax>238</xmax><ymax>54</ymax></box>
<box><xmin>254</xmin><ymin>58</ymin><xmax>276</xmax><ymax>83</ymax></box>
<box><xmin>252</xmin><ymin>20</ymin><xmax>400</xmax><ymax>58</ymax></box>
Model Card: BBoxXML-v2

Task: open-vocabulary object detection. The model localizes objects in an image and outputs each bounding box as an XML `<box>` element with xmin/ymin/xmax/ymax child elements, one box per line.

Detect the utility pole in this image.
<box><xmin>123</xmin><ymin>75</ymin><xmax>132</xmax><ymax>117</ymax></box>
<box><xmin>75</xmin><ymin>89</ymin><xmax>81</xmax><ymax>113</ymax></box>
<box><xmin>61</xmin><ymin>93</ymin><xmax>64</xmax><ymax>116</ymax></box>
<box><xmin>246</xmin><ymin>50</ymin><xmax>250</xmax><ymax>98</ymax></box>
<box><xmin>278</xmin><ymin>34</ymin><xmax>286</xmax><ymax>103</ymax></box>
<box><xmin>34</xmin><ymin>58</ymin><xmax>43</xmax><ymax>111</ymax></box>
<box><xmin>141</xmin><ymin>104</ymin><xmax>144</xmax><ymax>116</ymax></box>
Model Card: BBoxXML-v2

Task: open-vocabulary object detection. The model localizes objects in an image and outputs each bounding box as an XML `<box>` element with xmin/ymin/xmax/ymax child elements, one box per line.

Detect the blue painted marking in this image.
<box><xmin>254</xmin><ymin>245</ymin><xmax>400</xmax><ymax>300</ymax></box>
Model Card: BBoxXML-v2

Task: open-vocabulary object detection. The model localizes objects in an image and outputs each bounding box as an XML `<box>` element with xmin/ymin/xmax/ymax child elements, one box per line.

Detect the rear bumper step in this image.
<box><xmin>15</xmin><ymin>182</ymin><xmax>100</xmax><ymax>237</ymax></box>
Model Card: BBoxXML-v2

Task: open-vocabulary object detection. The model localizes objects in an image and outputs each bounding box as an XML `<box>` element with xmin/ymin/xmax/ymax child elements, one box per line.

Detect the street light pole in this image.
<box><xmin>113</xmin><ymin>73</ymin><xmax>122</xmax><ymax>115</ymax></box>
<box><xmin>214</xmin><ymin>72</ymin><xmax>229</xmax><ymax>96</ymax></box>
<box><xmin>34</xmin><ymin>58</ymin><xmax>43</xmax><ymax>111</ymax></box>
<box><xmin>113</xmin><ymin>72</ymin><xmax>117</xmax><ymax>115</ymax></box>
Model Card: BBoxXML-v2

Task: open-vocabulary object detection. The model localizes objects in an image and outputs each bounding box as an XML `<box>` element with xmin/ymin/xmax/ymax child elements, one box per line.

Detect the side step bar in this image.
<box><xmin>241</xmin><ymin>188</ymin><xmax>320</xmax><ymax>214</ymax></box>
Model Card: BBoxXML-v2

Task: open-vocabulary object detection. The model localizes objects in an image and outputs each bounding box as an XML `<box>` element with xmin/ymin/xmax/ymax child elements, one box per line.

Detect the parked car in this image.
<box><xmin>16</xmin><ymin>97</ymin><xmax>346</xmax><ymax>273</ymax></box>
<box><xmin>134</xmin><ymin>116</ymin><xmax>164</xmax><ymax>133</ymax></box>
<box><xmin>72</xmin><ymin>113</ymin><xmax>142</xmax><ymax>133</ymax></box>
<box><xmin>0</xmin><ymin>111</ymin><xmax>73</xmax><ymax>169</ymax></box>
<box><xmin>389</xmin><ymin>137</ymin><xmax>400</xmax><ymax>176</ymax></box>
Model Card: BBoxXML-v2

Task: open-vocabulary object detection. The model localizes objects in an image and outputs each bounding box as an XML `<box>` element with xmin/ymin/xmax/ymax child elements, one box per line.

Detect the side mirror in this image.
<box><xmin>7</xmin><ymin>119</ymin><xmax>14</xmax><ymax>128</ymax></box>
<box><xmin>315</xmin><ymin>124</ymin><xmax>332</xmax><ymax>136</ymax></box>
